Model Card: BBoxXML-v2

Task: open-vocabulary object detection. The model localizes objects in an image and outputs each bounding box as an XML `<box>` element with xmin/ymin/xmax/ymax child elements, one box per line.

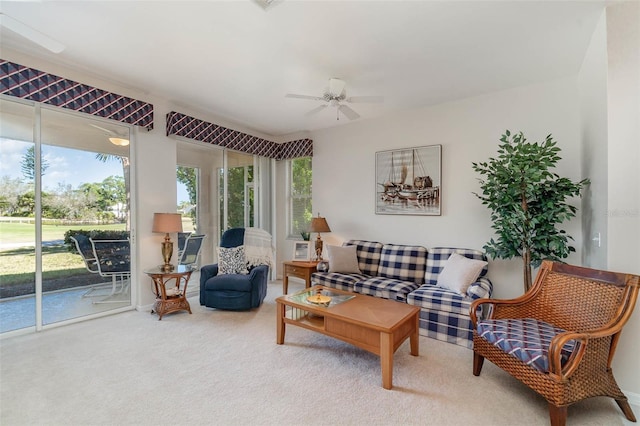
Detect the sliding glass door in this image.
<box><xmin>0</xmin><ymin>98</ymin><xmax>134</xmax><ymax>334</ymax></box>
<box><xmin>0</xmin><ymin>100</ymin><xmax>36</xmax><ymax>331</ymax></box>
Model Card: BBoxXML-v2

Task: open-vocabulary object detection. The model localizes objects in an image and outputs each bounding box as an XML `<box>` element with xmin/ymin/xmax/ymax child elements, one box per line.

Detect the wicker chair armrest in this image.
<box><xmin>548</xmin><ymin>331</ymin><xmax>588</xmax><ymax>379</ymax></box>
<box><xmin>469</xmin><ymin>298</ymin><xmax>490</xmax><ymax>325</ymax></box>
<box><xmin>549</xmin><ymin>320</ymin><xmax>627</xmax><ymax>380</ymax></box>
<box><xmin>470</xmin><ymin>293</ymin><xmax>537</xmax><ymax>325</ymax></box>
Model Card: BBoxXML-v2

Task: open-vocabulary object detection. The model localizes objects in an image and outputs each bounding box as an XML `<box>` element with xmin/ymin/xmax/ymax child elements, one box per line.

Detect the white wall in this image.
<box><xmin>578</xmin><ymin>11</ymin><xmax>608</xmax><ymax>270</ymax></box>
<box><xmin>606</xmin><ymin>1</ymin><xmax>640</xmax><ymax>398</ymax></box>
<box><xmin>308</xmin><ymin>77</ymin><xmax>583</xmax><ymax>300</ymax></box>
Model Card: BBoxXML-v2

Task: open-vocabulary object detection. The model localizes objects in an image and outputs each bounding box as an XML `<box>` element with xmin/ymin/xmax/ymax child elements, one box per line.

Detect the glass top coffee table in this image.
<box><xmin>276</xmin><ymin>285</ymin><xmax>420</xmax><ymax>390</ymax></box>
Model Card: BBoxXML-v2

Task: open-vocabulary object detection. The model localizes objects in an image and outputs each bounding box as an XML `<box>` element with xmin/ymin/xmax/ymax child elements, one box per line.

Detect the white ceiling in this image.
<box><xmin>1</xmin><ymin>1</ymin><xmax>605</xmax><ymax>138</ymax></box>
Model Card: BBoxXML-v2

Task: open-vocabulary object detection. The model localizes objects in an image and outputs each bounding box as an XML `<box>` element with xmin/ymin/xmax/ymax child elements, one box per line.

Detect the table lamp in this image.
<box><xmin>152</xmin><ymin>212</ymin><xmax>183</xmax><ymax>272</ymax></box>
<box><xmin>309</xmin><ymin>214</ymin><xmax>331</xmax><ymax>261</ymax></box>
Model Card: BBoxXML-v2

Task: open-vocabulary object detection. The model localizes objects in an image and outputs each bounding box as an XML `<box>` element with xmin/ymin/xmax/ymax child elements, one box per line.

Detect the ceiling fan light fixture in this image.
<box><xmin>109</xmin><ymin>137</ymin><xmax>130</xmax><ymax>146</ymax></box>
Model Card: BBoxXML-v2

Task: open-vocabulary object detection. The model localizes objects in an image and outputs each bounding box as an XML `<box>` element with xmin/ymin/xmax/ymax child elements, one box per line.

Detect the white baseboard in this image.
<box><xmin>136</xmin><ymin>302</ymin><xmax>154</xmax><ymax>313</ymax></box>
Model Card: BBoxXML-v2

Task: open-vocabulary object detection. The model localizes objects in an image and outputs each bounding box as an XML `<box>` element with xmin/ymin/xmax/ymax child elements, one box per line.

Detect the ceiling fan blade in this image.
<box><xmin>346</xmin><ymin>96</ymin><xmax>384</xmax><ymax>103</ymax></box>
<box><xmin>338</xmin><ymin>104</ymin><xmax>360</xmax><ymax>120</ymax></box>
<box><xmin>328</xmin><ymin>78</ymin><xmax>346</xmax><ymax>97</ymax></box>
<box><xmin>0</xmin><ymin>13</ymin><xmax>65</xmax><ymax>53</ymax></box>
<box><xmin>285</xmin><ymin>93</ymin><xmax>324</xmax><ymax>101</ymax></box>
<box><xmin>305</xmin><ymin>105</ymin><xmax>327</xmax><ymax>117</ymax></box>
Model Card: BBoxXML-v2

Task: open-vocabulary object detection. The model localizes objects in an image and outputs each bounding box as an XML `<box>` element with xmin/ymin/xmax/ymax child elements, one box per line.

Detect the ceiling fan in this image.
<box><xmin>0</xmin><ymin>13</ymin><xmax>65</xmax><ymax>53</ymax></box>
<box><xmin>285</xmin><ymin>78</ymin><xmax>383</xmax><ymax>121</ymax></box>
<box><xmin>90</xmin><ymin>123</ymin><xmax>130</xmax><ymax>146</ymax></box>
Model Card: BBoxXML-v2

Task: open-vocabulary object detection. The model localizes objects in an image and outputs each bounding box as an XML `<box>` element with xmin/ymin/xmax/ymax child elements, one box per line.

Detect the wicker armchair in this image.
<box><xmin>470</xmin><ymin>260</ymin><xmax>639</xmax><ymax>426</ymax></box>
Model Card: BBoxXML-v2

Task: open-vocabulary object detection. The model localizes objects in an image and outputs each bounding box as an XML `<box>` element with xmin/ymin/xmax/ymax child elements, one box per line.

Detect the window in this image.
<box><xmin>288</xmin><ymin>157</ymin><xmax>312</xmax><ymax>239</ymax></box>
<box><xmin>219</xmin><ymin>151</ymin><xmax>256</xmax><ymax>233</ymax></box>
<box><xmin>177</xmin><ymin>165</ymin><xmax>199</xmax><ymax>233</ymax></box>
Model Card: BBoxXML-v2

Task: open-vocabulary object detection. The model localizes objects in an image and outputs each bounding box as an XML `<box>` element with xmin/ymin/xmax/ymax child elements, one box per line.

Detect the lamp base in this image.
<box><xmin>315</xmin><ymin>234</ymin><xmax>324</xmax><ymax>261</ymax></box>
<box><xmin>161</xmin><ymin>238</ymin><xmax>174</xmax><ymax>272</ymax></box>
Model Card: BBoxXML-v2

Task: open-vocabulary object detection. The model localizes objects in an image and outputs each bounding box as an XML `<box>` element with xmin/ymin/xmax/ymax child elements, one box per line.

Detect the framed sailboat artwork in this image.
<box><xmin>375</xmin><ymin>145</ymin><xmax>442</xmax><ymax>216</ymax></box>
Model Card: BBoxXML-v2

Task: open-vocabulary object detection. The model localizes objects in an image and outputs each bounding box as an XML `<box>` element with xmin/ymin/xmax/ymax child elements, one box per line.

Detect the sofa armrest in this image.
<box><xmin>466</xmin><ymin>276</ymin><xmax>492</xmax><ymax>300</ymax></box>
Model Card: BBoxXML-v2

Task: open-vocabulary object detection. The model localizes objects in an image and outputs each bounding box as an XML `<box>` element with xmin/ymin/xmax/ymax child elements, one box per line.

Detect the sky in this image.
<box><xmin>0</xmin><ymin>138</ymin><xmax>189</xmax><ymax>203</ymax></box>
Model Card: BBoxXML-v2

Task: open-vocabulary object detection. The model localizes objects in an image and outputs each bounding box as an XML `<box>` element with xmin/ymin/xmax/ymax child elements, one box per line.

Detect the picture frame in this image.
<box><xmin>375</xmin><ymin>144</ymin><xmax>442</xmax><ymax>216</ymax></box>
<box><xmin>292</xmin><ymin>241</ymin><xmax>311</xmax><ymax>261</ymax></box>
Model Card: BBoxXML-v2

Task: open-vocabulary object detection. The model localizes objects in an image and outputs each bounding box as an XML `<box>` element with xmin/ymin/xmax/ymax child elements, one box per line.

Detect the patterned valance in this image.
<box><xmin>166</xmin><ymin>111</ymin><xmax>312</xmax><ymax>159</ymax></box>
<box><xmin>0</xmin><ymin>60</ymin><xmax>154</xmax><ymax>130</ymax></box>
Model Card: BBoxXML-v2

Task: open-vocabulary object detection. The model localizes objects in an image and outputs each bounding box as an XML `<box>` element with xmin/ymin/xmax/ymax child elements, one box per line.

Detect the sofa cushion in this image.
<box><xmin>377</xmin><ymin>244</ymin><xmax>427</xmax><ymax>284</ymax></box>
<box><xmin>326</xmin><ymin>245</ymin><xmax>361</xmax><ymax>274</ymax></box>
<box><xmin>354</xmin><ymin>277</ymin><xmax>420</xmax><ymax>302</ymax></box>
<box><xmin>311</xmin><ymin>272</ymin><xmax>369</xmax><ymax>292</ymax></box>
<box><xmin>424</xmin><ymin>247</ymin><xmax>488</xmax><ymax>285</ymax></box>
<box><xmin>343</xmin><ymin>240</ymin><xmax>384</xmax><ymax>276</ymax></box>
<box><xmin>477</xmin><ymin>318</ymin><xmax>577</xmax><ymax>373</ymax></box>
<box><xmin>407</xmin><ymin>284</ymin><xmax>472</xmax><ymax>316</ymax></box>
<box><xmin>437</xmin><ymin>252</ymin><xmax>488</xmax><ymax>295</ymax></box>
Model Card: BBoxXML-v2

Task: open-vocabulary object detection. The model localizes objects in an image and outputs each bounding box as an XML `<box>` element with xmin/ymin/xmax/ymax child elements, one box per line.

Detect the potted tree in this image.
<box><xmin>472</xmin><ymin>130</ymin><xmax>590</xmax><ymax>292</ymax></box>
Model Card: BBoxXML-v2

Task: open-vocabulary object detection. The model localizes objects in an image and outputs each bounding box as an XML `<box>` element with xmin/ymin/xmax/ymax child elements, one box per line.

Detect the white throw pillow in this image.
<box><xmin>217</xmin><ymin>245</ymin><xmax>248</xmax><ymax>275</ymax></box>
<box><xmin>436</xmin><ymin>252</ymin><xmax>487</xmax><ymax>295</ymax></box>
<box><xmin>327</xmin><ymin>245</ymin><xmax>361</xmax><ymax>274</ymax></box>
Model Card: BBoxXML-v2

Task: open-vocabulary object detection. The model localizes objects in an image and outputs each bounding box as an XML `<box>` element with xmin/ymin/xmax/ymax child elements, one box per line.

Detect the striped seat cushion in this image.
<box><xmin>477</xmin><ymin>318</ymin><xmax>577</xmax><ymax>373</ymax></box>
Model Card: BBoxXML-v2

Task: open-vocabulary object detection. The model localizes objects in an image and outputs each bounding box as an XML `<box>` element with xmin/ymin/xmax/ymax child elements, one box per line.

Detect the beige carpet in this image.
<box><xmin>0</xmin><ymin>281</ymin><xmax>635</xmax><ymax>426</ymax></box>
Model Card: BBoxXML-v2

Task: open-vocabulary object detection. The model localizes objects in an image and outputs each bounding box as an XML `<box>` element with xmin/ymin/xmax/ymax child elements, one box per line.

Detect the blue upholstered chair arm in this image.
<box><xmin>248</xmin><ymin>265</ymin><xmax>269</xmax><ymax>307</ymax></box>
<box><xmin>200</xmin><ymin>263</ymin><xmax>219</xmax><ymax>305</ymax></box>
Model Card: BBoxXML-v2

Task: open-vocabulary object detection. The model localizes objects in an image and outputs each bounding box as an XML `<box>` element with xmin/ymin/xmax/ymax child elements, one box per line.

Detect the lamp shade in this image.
<box><xmin>309</xmin><ymin>217</ymin><xmax>331</xmax><ymax>233</ymax></box>
<box><xmin>152</xmin><ymin>213</ymin><xmax>183</xmax><ymax>234</ymax></box>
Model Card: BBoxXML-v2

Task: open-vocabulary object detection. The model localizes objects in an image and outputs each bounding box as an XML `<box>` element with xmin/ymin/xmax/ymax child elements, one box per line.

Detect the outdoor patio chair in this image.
<box><xmin>70</xmin><ymin>235</ymin><xmax>99</xmax><ymax>274</ymax></box>
<box><xmin>70</xmin><ymin>234</ymin><xmax>115</xmax><ymax>299</ymax></box>
<box><xmin>90</xmin><ymin>238</ymin><xmax>131</xmax><ymax>304</ymax></box>
<box><xmin>177</xmin><ymin>232</ymin><xmax>192</xmax><ymax>260</ymax></box>
<box><xmin>470</xmin><ymin>260</ymin><xmax>640</xmax><ymax>426</ymax></box>
<box><xmin>178</xmin><ymin>234</ymin><xmax>205</xmax><ymax>268</ymax></box>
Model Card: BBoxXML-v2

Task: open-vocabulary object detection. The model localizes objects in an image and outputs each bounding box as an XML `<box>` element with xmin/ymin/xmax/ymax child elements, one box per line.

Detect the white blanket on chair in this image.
<box><xmin>244</xmin><ymin>228</ymin><xmax>274</xmax><ymax>268</ymax></box>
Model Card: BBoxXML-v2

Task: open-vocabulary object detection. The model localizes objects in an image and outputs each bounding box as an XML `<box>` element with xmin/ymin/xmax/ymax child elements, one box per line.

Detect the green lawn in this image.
<box><xmin>0</xmin><ymin>222</ymin><xmax>127</xmax><ymax>288</ymax></box>
<box><xmin>0</xmin><ymin>222</ymin><xmax>125</xmax><ymax>244</ymax></box>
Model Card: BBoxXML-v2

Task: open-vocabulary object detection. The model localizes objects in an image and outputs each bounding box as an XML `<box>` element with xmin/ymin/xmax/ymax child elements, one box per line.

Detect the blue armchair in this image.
<box><xmin>199</xmin><ymin>228</ymin><xmax>269</xmax><ymax>310</ymax></box>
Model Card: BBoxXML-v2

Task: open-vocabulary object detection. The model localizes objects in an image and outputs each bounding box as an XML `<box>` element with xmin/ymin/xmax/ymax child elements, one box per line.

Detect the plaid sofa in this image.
<box><xmin>312</xmin><ymin>241</ymin><xmax>492</xmax><ymax>348</ymax></box>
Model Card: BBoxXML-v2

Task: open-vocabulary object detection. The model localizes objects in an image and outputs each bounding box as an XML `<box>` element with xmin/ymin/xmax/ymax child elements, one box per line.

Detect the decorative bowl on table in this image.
<box><xmin>306</xmin><ymin>294</ymin><xmax>332</xmax><ymax>307</ymax></box>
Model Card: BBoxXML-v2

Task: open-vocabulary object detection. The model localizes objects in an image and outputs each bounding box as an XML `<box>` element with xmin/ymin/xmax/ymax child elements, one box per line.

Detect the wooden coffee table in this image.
<box><xmin>276</xmin><ymin>286</ymin><xmax>420</xmax><ymax>389</ymax></box>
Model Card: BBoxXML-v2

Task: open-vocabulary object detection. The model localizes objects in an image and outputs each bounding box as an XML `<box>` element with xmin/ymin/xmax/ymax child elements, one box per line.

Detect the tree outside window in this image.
<box><xmin>290</xmin><ymin>157</ymin><xmax>312</xmax><ymax>239</ymax></box>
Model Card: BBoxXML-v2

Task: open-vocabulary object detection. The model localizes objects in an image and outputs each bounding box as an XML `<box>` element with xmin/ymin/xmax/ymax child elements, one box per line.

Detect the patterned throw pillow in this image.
<box><xmin>217</xmin><ymin>246</ymin><xmax>248</xmax><ymax>275</ymax></box>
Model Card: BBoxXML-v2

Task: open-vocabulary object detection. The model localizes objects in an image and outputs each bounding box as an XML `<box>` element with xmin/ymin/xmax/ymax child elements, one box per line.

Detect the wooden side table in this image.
<box><xmin>282</xmin><ymin>260</ymin><xmax>318</xmax><ymax>294</ymax></box>
<box><xmin>144</xmin><ymin>265</ymin><xmax>194</xmax><ymax>320</ymax></box>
